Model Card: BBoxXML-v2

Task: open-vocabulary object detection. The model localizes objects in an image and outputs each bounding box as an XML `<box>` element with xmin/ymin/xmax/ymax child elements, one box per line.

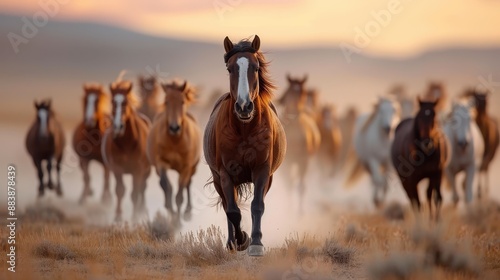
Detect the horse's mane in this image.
<box><xmin>83</xmin><ymin>83</ymin><xmax>111</xmax><ymax>115</ymax></box>
<box><xmin>424</xmin><ymin>82</ymin><xmax>448</xmax><ymax>112</ymax></box>
<box><xmin>225</xmin><ymin>39</ymin><xmax>276</xmax><ymax>105</ymax></box>
<box><xmin>361</xmin><ymin>108</ymin><xmax>378</xmax><ymax>133</ymax></box>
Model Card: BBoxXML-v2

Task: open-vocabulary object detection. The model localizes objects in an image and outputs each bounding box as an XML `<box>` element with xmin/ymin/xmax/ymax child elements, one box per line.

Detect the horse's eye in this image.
<box><xmin>255</xmin><ymin>67</ymin><xmax>259</xmax><ymax>72</ymax></box>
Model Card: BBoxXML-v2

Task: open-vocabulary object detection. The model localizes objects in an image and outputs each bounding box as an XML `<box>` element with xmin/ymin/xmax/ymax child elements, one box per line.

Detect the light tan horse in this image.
<box><xmin>316</xmin><ymin>104</ymin><xmax>342</xmax><ymax>177</ymax></box>
<box><xmin>147</xmin><ymin>80</ymin><xmax>201</xmax><ymax>222</ymax></box>
<box><xmin>72</xmin><ymin>83</ymin><xmax>112</xmax><ymax>204</ymax></box>
<box><xmin>138</xmin><ymin>75</ymin><xmax>162</xmax><ymax>122</ymax></box>
<box><xmin>102</xmin><ymin>80</ymin><xmax>151</xmax><ymax>222</ymax></box>
<box><xmin>278</xmin><ymin>74</ymin><xmax>321</xmax><ymax>213</ymax></box>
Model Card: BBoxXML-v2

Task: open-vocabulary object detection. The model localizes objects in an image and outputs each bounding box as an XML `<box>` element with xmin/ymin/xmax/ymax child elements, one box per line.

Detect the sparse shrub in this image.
<box><xmin>344</xmin><ymin>223</ymin><xmax>366</xmax><ymax>242</ymax></box>
<box><xmin>34</xmin><ymin>240</ymin><xmax>76</xmax><ymax>260</ymax></box>
<box><xmin>127</xmin><ymin>241</ymin><xmax>171</xmax><ymax>259</ymax></box>
<box><xmin>383</xmin><ymin>201</ymin><xmax>405</xmax><ymax>221</ymax></box>
<box><xmin>367</xmin><ymin>252</ymin><xmax>425</xmax><ymax>280</ymax></box>
<box><xmin>175</xmin><ymin>225</ymin><xmax>234</xmax><ymax>266</ymax></box>
<box><xmin>147</xmin><ymin>212</ymin><xmax>174</xmax><ymax>241</ymax></box>
<box><xmin>322</xmin><ymin>238</ymin><xmax>355</xmax><ymax>264</ymax></box>
<box><xmin>23</xmin><ymin>204</ymin><xmax>66</xmax><ymax>223</ymax></box>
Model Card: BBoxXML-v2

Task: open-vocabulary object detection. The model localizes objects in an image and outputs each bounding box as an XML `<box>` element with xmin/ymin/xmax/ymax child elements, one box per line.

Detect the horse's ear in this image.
<box><xmin>224</xmin><ymin>36</ymin><xmax>233</xmax><ymax>53</ymax></box>
<box><xmin>109</xmin><ymin>83</ymin><xmax>115</xmax><ymax>94</ymax></box>
<box><xmin>286</xmin><ymin>73</ymin><xmax>292</xmax><ymax>83</ymax></box>
<box><xmin>125</xmin><ymin>82</ymin><xmax>133</xmax><ymax>94</ymax></box>
<box><xmin>83</xmin><ymin>84</ymin><xmax>89</xmax><ymax>92</ymax></box>
<box><xmin>417</xmin><ymin>96</ymin><xmax>424</xmax><ymax>106</ymax></box>
<box><xmin>34</xmin><ymin>100</ymin><xmax>39</xmax><ymax>109</ymax></box>
<box><xmin>252</xmin><ymin>35</ymin><xmax>260</xmax><ymax>51</ymax></box>
<box><xmin>301</xmin><ymin>74</ymin><xmax>308</xmax><ymax>84</ymax></box>
<box><xmin>161</xmin><ymin>83</ymin><xmax>169</xmax><ymax>93</ymax></box>
<box><xmin>46</xmin><ymin>99</ymin><xmax>52</xmax><ymax>108</ymax></box>
<box><xmin>180</xmin><ymin>80</ymin><xmax>188</xmax><ymax>92</ymax></box>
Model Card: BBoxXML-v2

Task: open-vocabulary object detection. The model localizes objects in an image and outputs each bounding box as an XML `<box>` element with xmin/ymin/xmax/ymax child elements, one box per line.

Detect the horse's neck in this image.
<box><xmin>119</xmin><ymin>111</ymin><xmax>140</xmax><ymax>144</ymax></box>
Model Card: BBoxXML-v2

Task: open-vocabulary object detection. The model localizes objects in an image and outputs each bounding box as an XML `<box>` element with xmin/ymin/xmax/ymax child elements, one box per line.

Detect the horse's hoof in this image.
<box><xmin>237</xmin><ymin>231</ymin><xmax>250</xmax><ymax>251</ymax></box>
<box><xmin>114</xmin><ymin>216</ymin><xmax>123</xmax><ymax>223</ymax></box>
<box><xmin>183</xmin><ymin>211</ymin><xmax>192</xmax><ymax>221</ymax></box>
<box><xmin>46</xmin><ymin>182</ymin><xmax>54</xmax><ymax>190</ymax></box>
<box><xmin>56</xmin><ymin>188</ymin><xmax>63</xmax><ymax>197</ymax></box>
<box><xmin>248</xmin><ymin>245</ymin><xmax>265</xmax><ymax>257</ymax></box>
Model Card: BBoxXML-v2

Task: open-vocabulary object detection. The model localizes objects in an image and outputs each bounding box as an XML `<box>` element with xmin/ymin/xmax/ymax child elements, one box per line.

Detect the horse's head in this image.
<box><xmin>320</xmin><ymin>104</ymin><xmax>335</xmax><ymax>130</ymax></box>
<box><xmin>375</xmin><ymin>97</ymin><xmax>398</xmax><ymax>135</ymax></box>
<box><xmin>139</xmin><ymin>75</ymin><xmax>157</xmax><ymax>97</ymax></box>
<box><xmin>281</xmin><ymin>74</ymin><xmax>308</xmax><ymax>114</ymax></box>
<box><xmin>449</xmin><ymin>101</ymin><xmax>473</xmax><ymax>150</ymax></box>
<box><xmin>82</xmin><ymin>83</ymin><xmax>106</xmax><ymax>128</ymax></box>
<box><xmin>415</xmin><ymin>97</ymin><xmax>440</xmax><ymax>150</ymax></box>
<box><xmin>472</xmin><ymin>90</ymin><xmax>488</xmax><ymax>113</ymax></box>
<box><xmin>34</xmin><ymin>99</ymin><xmax>52</xmax><ymax>137</ymax></box>
<box><xmin>110</xmin><ymin>80</ymin><xmax>134</xmax><ymax>137</ymax></box>
<box><xmin>224</xmin><ymin>35</ymin><xmax>272</xmax><ymax>123</ymax></box>
<box><xmin>161</xmin><ymin>80</ymin><xmax>195</xmax><ymax>136</ymax></box>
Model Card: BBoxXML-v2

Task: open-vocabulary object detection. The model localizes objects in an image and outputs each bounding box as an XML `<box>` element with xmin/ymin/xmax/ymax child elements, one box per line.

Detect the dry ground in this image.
<box><xmin>1</xmin><ymin>199</ymin><xmax>499</xmax><ymax>280</ymax></box>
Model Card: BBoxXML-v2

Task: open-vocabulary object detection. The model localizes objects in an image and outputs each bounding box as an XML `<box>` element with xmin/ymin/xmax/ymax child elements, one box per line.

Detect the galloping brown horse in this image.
<box><xmin>73</xmin><ymin>83</ymin><xmax>112</xmax><ymax>204</ymax></box>
<box><xmin>204</xmin><ymin>35</ymin><xmax>286</xmax><ymax>256</ymax></box>
<box><xmin>466</xmin><ymin>89</ymin><xmax>499</xmax><ymax>197</ymax></box>
<box><xmin>316</xmin><ymin>104</ymin><xmax>342</xmax><ymax>177</ymax></box>
<box><xmin>147</xmin><ymin>80</ymin><xmax>201</xmax><ymax>222</ymax></box>
<box><xmin>391</xmin><ymin>97</ymin><xmax>449</xmax><ymax>220</ymax></box>
<box><xmin>26</xmin><ymin>99</ymin><xmax>65</xmax><ymax>197</ymax></box>
<box><xmin>278</xmin><ymin>74</ymin><xmax>320</xmax><ymax>212</ymax></box>
<box><xmin>138</xmin><ymin>75</ymin><xmax>162</xmax><ymax>121</ymax></box>
<box><xmin>102</xmin><ymin>80</ymin><xmax>151</xmax><ymax>222</ymax></box>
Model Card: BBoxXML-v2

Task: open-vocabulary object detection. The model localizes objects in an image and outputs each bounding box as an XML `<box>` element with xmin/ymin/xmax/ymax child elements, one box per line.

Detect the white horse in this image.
<box><xmin>347</xmin><ymin>97</ymin><xmax>399</xmax><ymax>207</ymax></box>
<box><xmin>443</xmin><ymin>101</ymin><xmax>484</xmax><ymax>205</ymax></box>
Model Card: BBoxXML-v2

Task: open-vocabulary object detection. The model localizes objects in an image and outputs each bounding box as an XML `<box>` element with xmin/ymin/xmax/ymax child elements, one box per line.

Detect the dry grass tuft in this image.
<box><xmin>367</xmin><ymin>251</ymin><xmax>426</xmax><ymax>280</ymax></box>
<box><xmin>34</xmin><ymin>240</ymin><xmax>77</xmax><ymax>260</ymax></box>
<box><xmin>383</xmin><ymin>201</ymin><xmax>405</xmax><ymax>221</ymax></box>
<box><xmin>175</xmin><ymin>225</ymin><xmax>235</xmax><ymax>266</ymax></box>
<box><xmin>322</xmin><ymin>238</ymin><xmax>355</xmax><ymax>265</ymax></box>
<box><xmin>146</xmin><ymin>212</ymin><xmax>175</xmax><ymax>241</ymax></box>
<box><xmin>344</xmin><ymin>223</ymin><xmax>367</xmax><ymax>242</ymax></box>
<box><xmin>463</xmin><ymin>200</ymin><xmax>500</xmax><ymax>233</ymax></box>
<box><xmin>22</xmin><ymin>203</ymin><xmax>66</xmax><ymax>223</ymax></box>
<box><xmin>127</xmin><ymin>241</ymin><xmax>172</xmax><ymax>259</ymax></box>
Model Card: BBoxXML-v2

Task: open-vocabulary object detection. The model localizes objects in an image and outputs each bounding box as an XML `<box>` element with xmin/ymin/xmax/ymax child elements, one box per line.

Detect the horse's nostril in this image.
<box><xmin>246</xmin><ymin>102</ymin><xmax>254</xmax><ymax>112</ymax></box>
<box><xmin>169</xmin><ymin>125</ymin><xmax>180</xmax><ymax>132</ymax></box>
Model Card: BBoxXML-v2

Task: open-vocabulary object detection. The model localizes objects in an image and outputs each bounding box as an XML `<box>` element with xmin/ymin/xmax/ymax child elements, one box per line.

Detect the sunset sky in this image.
<box><xmin>1</xmin><ymin>0</ymin><xmax>500</xmax><ymax>57</ymax></box>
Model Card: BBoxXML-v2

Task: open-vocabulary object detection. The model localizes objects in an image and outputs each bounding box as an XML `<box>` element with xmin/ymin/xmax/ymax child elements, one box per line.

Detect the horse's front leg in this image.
<box><xmin>114</xmin><ymin>172</ymin><xmax>125</xmax><ymax>222</ymax></box>
<box><xmin>56</xmin><ymin>155</ymin><xmax>63</xmax><ymax>196</ymax></box>
<box><xmin>159</xmin><ymin>168</ymin><xmax>175</xmax><ymax>216</ymax></box>
<box><xmin>221</xmin><ymin>169</ymin><xmax>249</xmax><ymax>251</ymax></box>
<box><xmin>79</xmin><ymin>158</ymin><xmax>92</xmax><ymax>204</ymax></box>
<box><xmin>101</xmin><ymin>165</ymin><xmax>112</xmax><ymax>204</ymax></box>
<box><xmin>46</xmin><ymin>157</ymin><xmax>54</xmax><ymax>190</ymax></box>
<box><xmin>445</xmin><ymin>167</ymin><xmax>458</xmax><ymax>205</ymax></box>
<box><xmin>249</xmin><ymin>169</ymin><xmax>271</xmax><ymax>257</ymax></box>
<box><xmin>367</xmin><ymin>159</ymin><xmax>385</xmax><ymax>207</ymax></box>
<box><xmin>428</xmin><ymin>173</ymin><xmax>443</xmax><ymax>221</ymax></box>
<box><xmin>463</xmin><ymin>165</ymin><xmax>475</xmax><ymax>204</ymax></box>
<box><xmin>34</xmin><ymin>159</ymin><xmax>44</xmax><ymax>197</ymax></box>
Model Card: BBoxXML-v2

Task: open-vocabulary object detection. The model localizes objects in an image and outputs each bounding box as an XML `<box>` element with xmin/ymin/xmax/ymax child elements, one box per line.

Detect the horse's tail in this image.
<box><xmin>115</xmin><ymin>69</ymin><xmax>127</xmax><ymax>82</ymax></box>
<box><xmin>344</xmin><ymin>157</ymin><xmax>365</xmax><ymax>188</ymax></box>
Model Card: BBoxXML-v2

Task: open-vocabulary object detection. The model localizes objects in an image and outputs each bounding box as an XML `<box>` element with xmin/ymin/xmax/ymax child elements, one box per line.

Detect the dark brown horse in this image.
<box><xmin>466</xmin><ymin>89</ymin><xmax>499</xmax><ymax>197</ymax></box>
<box><xmin>102</xmin><ymin>80</ymin><xmax>151</xmax><ymax>222</ymax></box>
<box><xmin>72</xmin><ymin>83</ymin><xmax>112</xmax><ymax>204</ymax></box>
<box><xmin>26</xmin><ymin>99</ymin><xmax>65</xmax><ymax>197</ymax></box>
<box><xmin>278</xmin><ymin>74</ymin><xmax>320</xmax><ymax>212</ymax></box>
<box><xmin>147</xmin><ymin>80</ymin><xmax>201</xmax><ymax>222</ymax></box>
<box><xmin>204</xmin><ymin>35</ymin><xmax>286</xmax><ymax>256</ymax></box>
<box><xmin>391</xmin><ymin>97</ymin><xmax>449</xmax><ymax>220</ymax></box>
<box><xmin>138</xmin><ymin>75</ymin><xmax>162</xmax><ymax>121</ymax></box>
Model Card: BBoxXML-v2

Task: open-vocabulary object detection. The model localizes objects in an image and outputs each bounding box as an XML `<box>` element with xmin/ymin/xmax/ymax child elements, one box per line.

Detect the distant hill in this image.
<box><xmin>1</xmin><ymin>13</ymin><xmax>499</xmax><ymax>124</ymax></box>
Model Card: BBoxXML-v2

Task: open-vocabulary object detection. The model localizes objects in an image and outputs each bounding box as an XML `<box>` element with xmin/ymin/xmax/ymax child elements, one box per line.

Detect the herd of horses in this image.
<box><xmin>25</xmin><ymin>35</ymin><xmax>499</xmax><ymax>255</ymax></box>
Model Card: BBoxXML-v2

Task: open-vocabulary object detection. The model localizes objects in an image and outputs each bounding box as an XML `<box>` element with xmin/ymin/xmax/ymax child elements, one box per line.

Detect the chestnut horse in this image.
<box><xmin>466</xmin><ymin>89</ymin><xmax>499</xmax><ymax>197</ymax></box>
<box><xmin>72</xmin><ymin>83</ymin><xmax>112</xmax><ymax>204</ymax></box>
<box><xmin>138</xmin><ymin>75</ymin><xmax>162</xmax><ymax>122</ymax></box>
<box><xmin>26</xmin><ymin>99</ymin><xmax>65</xmax><ymax>197</ymax></box>
<box><xmin>391</xmin><ymin>97</ymin><xmax>449</xmax><ymax>220</ymax></box>
<box><xmin>316</xmin><ymin>104</ymin><xmax>342</xmax><ymax>177</ymax></box>
<box><xmin>102</xmin><ymin>80</ymin><xmax>151</xmax><ymax>222</ymax></box>
<box><xmin>147</xmin><ymin>80</ymin><xmax>201</xmax><ymax>222</ymax></box>
<box><xmin>204</xmin><ymin>35</ymin><xmax>286</xmax><ymax>256</ymax></box>
<box><xmin>278</xmin><ymin>74</ymin><xmax>320</xmax><ymax>212</ymax></box>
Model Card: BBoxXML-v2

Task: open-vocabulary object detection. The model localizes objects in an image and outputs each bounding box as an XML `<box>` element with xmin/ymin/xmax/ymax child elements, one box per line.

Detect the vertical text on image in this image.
<box><xmin>6</xmin><ymin>165</ymin><xmax>17</xmax><ymax>273</ymax></box>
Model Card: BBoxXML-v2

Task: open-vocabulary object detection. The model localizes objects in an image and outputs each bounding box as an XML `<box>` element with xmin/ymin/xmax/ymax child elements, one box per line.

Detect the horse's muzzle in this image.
<box><xmin>234</xmin><ymin>101</ymin><xmax>255</xmax><ymax>122</ymax></box>
<box><xmin>169</xmin><ymin>124</ymin><xmax>181</xmax><ymax>136</ymax></box>
<box><xmin>85</xmin><ymin>118</ymin><xmax>96</xmax><ymax>128</ymax></box>
<box><xmin>113</xmin><ymin>124</ymin><xmax>125</xmax><ymax>138</ymax></box>
<box><xmin>457</xmin><ymin>140</ymin><xmax>469</xmax><ymax>150</ymax></box>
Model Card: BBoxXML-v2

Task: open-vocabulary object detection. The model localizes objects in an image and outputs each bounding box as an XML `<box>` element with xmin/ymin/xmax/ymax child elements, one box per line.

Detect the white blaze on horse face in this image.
<box><xmin>85</xmin><ymin>94</ymin><xmax>97</xmax><ymax>124</ymax></box>
<box><xmin>236</xmin><ymin>57</ymin><xmax>250</xmax><ymax>109</ymax></box>
<box><xmin>38</xmin><ymin>108</ymin><xmax>48</xmax><ymax>136</ymax></box>
<box><xmin>113</xmin><ymin>94</ymin><xmax>125</xmax><ymax>129</ymax></box>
